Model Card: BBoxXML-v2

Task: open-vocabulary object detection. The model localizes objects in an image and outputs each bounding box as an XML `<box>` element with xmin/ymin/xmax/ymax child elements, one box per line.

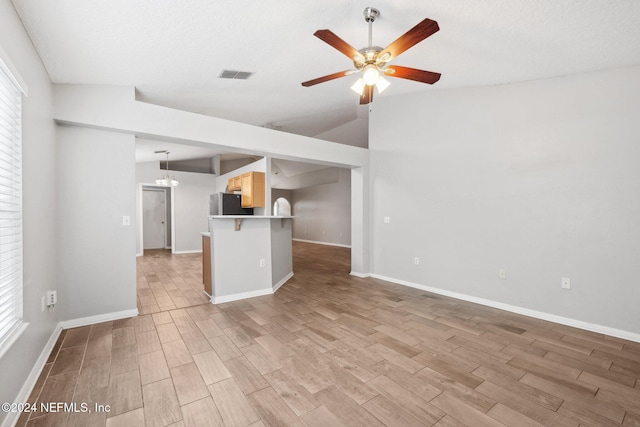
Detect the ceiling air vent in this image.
<box><xmin>218</xmin><ymin>70</ymin><xmax>254</xmax><ymax>80</ymax></box>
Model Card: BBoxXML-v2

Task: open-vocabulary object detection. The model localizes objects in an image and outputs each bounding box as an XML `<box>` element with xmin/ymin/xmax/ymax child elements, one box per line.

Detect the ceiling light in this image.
<box><xmin>362</xmin><ymin>64</ymin><xmax>379</xmax><ymax>86</ymax></box>
<box><xmin>375</xmin><ymin>76</ymin><xmax>390</xmax><ymax>93</ymax></box>
<box><xmin>155</xmin><ymin>151</ymin><xmax>179</xmax><ymax>186</ymax></box>
<box><xmin>350</xmin><ymin>78</ymin><xmax>365</xmax><ymax>95</ymax></box>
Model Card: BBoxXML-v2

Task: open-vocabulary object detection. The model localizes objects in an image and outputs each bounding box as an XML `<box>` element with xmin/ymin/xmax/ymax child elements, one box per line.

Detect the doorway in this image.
<box><xmin>142</xmin><ymin>186</ymin><xmax>172</xmax><ymax>251</ymax></box>
<box><xmin>273</xmin><ymin>197</ymin><xmax>292</xmax><ymax>216</ymax></box>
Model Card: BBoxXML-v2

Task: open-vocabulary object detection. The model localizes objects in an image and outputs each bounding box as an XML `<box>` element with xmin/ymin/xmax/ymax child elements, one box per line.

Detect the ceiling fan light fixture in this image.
<box><xmin>375</xmin><ymin>76</ymin><xmax>390</xmax><ymax>93</ymax></box>
<box><xmin>376</xmin><ymin>52</ymin><xmax>392</xmax><ymax>64</ymax></box>
<box><xmin>362</xmin><ymin>64</ymin><xmax>379</xmax><ymax>85</ymax></box>
<box><xmin>350</xmin><ymin>78</ymin><xmax>366</xmax><ymax>95</ymax></box>
<box><xmin>301</xmin><ymin>8</ymin><xmax>440</xmax><ymax>105</ymax></box>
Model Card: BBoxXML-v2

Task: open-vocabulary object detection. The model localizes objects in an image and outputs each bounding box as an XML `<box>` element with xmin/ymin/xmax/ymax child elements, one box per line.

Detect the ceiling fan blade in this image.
<box><xmin>314</xmin><ymin>29</ymin><xmax>364</xmax><ymax>62</ymax></box>
<box><xmin>301</xmin><ymin>70</ymin><xmax>353</xmax><ymax>87</ymax></box>
<box><xmin>384</xmin><ymin>65</ymin><xmax>441</xmax><ymax>84</ymax></box>
<box><xmin>380</xmin><ymin>18</ymin><xmax>439</xmax><ymax>60</ymax></box>
<box><xmin>359</xmin><ymin>85</ymin><xmax>374</xmax><ymax>105</ymax></box>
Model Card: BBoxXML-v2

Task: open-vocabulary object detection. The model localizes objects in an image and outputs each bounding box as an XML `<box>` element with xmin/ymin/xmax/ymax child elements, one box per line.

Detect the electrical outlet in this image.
<box><xmin>414</xmin><ymin>257</ymin><xmax>420</xmax><ymax>265</ymax></box>
<box><xmin>46</xmin><ymin>290</ymin><xmax>57</xmax><ymax>306</ymax></box>
<box><xmin>499</xmin><ymin>269</ymin><xmax>507</xmax><ymax>280</ymax></box>
<box><xmin>384</xmin><ymin>216</ymin><xmax>390</xmax><ymax>224</ymax></box>
<box><xmin>259</xmin><ymin>259</ymin><xmax>266</xmax><ymax>268</ymax></box>
<box><xmin>561</xmin><ymin>277</ymin><xmax>571</xmax><ymax>290</ymax></box>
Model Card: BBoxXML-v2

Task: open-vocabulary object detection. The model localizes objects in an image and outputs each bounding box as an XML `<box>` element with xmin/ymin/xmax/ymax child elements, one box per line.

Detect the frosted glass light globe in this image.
<box><xmin>362</xmin><ymin>64</ymin><xmax>379</xmax><ymax>85</ymax></box>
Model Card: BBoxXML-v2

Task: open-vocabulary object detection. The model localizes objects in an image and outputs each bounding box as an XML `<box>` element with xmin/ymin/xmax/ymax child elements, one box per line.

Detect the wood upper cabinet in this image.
<box><xmin>241</xmin><ymin>171</ymin><xmax>265</xmax><ymax>208</ymax></box>
<box><xmin>228</xmin><ymin>176</ymin><xmax>242</xmax><ymax>192</ymax></box>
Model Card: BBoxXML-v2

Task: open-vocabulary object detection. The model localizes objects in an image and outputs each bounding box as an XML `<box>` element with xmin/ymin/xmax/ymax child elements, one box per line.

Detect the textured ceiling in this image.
<box><xmin>12</xmin><ymin>0</ymin><xmax>640</xmax><ymax>141</ymax></box>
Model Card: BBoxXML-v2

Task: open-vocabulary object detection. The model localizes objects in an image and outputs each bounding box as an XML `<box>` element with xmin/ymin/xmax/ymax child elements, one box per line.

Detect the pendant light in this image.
<box><xmin>155</xmin><ymin>151</ymin><xmax>179</xmax><ymax>186</ymax></box>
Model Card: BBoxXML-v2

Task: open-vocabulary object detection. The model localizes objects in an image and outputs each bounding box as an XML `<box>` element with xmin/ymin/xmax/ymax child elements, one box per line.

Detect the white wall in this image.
<box><xmin>220</xmin><ymin>157</ymin><xmax>261</xmax><ymax>175</ymax></box>
<box><xmin>370</xmin><ymin>65</ymin><xmax>640</xmax><ymax>337</ymax></box>
<box><xmin>292</xmin><ymin>168</ymin><xmax>351</xmax><ymax>247</ymax></box>
<box><xmin>53</xmin><ymin>85</ymin><xmax>368</xmax><ymax>168</ymax></box>
<box><xmin>0</xmin><ymin>2</ymin><xmax>59</xmax><ymax>423</ymax></box>
<box><xmin>210</xmin><ymin>218</ymin><xmax>272</xmax><ymax>297</ymax></box>
<box><xmin>273</xmin><ymin>166</ymin><xmax>340</xmax><ymax>190</ymax></box>
<box><xmin>271</xmin><ymin>219</ymin><xmax>293</xmax><ymax>286</ymax></box>
<box><xmin>136</xmin><ymin>162</ymin><xmax>217</xmax><ymax>254</ymax></box>
<box><xmin>57</xmin><ymin>126</ymin><xmax>137</xmax><ymax>321</ymax></box>
<box><xmin>314</xmin><ymin>117</ymin><xmax>368</xmax><ymax>148</ymax></box>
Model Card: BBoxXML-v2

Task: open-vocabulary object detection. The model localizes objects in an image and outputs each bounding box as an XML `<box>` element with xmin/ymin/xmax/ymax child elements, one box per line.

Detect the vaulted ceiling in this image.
<box><xmin>12</xmin><ymin>0</ymin><xmax>640</xmax><ymax>148</ymax></box>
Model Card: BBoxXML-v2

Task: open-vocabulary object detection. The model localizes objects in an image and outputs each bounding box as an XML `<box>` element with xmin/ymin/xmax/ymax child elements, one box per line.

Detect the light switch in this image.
<box><xmin>122</xmin><ymin>216</ymin><xmax>131</xmax><ymax>226</ymax></box>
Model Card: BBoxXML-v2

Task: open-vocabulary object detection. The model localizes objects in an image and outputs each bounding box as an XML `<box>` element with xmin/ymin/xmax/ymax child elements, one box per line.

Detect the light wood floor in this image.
<box><xmin>136</xmin><ymin>249</ymin><xmax>210</xmax><ymax>314</ymax></box>
<box><xmin>17</xmin><ymin>241</ymin><xmax>640</xmax><ymax>426</ymax></box>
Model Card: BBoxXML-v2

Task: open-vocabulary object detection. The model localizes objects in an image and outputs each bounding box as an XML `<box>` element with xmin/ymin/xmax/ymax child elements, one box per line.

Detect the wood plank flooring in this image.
<box><xmin>136</xmin><ymin>249</ymin><xmax>210</xmax><ymax>314</ymax></box>
<box><xmin>16</xmin><ymin>241</ymin><xmax>640</xmax><ymax>426</ymax></box>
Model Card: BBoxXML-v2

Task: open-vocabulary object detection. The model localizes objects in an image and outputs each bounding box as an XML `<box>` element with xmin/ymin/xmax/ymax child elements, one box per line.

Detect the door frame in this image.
<box><xmin>138</xmin><ymin>183</ymin><xmax>176</xmax><ymax>255</ymax></box>
<box><xmin>142</xmin><ymin>187</ymin><xmax>168</xmax><ymax>250</ymax></box>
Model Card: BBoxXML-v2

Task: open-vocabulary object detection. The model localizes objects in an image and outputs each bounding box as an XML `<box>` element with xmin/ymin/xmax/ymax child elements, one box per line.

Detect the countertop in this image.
<box><xmin>208</xmin><ymin>215</ymin><xmax>294</xmax><ymax>219</ymax></box>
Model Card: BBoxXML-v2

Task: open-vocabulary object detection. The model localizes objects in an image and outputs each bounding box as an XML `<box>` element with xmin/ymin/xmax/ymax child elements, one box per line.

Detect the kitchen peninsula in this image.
<box><xmin>203</xmin><ymin>215</ymin><xmax>293</xmax><ymax>303</ymax></box>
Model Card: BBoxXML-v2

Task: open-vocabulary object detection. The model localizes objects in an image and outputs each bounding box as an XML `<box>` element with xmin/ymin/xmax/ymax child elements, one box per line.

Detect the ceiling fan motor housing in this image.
<box><xmin>363</xmin><ymin>7</ymin><xmax>380</xmax><ymax>23</ymax></box>
<box><xmin>354</xmin><ymin>47</ymin><xmax>382</xmax><ymax>70</ymax></box>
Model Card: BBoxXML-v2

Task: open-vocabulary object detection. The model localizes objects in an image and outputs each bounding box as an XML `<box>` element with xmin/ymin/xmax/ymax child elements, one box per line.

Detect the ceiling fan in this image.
<box><xmin>301</xmin><ymin>7</ymin><xmax>441</xmax><ymax>105</ymax></box>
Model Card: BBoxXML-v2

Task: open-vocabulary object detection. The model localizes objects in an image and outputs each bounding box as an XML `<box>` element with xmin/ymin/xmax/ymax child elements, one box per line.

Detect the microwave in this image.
<box><xmin>210</xmin><ymin>193</ymin><xmax>254</xmax><ymax>216</ymax></box>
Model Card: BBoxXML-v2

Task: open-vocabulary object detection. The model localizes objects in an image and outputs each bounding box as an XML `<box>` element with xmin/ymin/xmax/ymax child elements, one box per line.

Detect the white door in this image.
<box><xmin>143</xmin><ymin>189</ymin><xmax>166</xmax><ymax>249</ymax></box>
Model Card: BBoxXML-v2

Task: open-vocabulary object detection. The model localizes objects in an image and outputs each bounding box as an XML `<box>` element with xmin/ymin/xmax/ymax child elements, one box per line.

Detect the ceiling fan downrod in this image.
<box><xmin>363</xmin><ymin>7</ymin><xmax>380</xmax><ymax>47</ymax></box>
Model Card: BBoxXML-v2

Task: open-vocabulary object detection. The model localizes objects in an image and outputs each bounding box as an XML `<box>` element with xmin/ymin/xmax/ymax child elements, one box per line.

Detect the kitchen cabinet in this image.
<box><xmin>227</xmin><ymin>176</ymin><xmax>242</xmax><ymax>192</ymax></box>
<box><xmin>202</xmin><ymin>234</ymin><xmax>212</xmax><ymax>297</ymax></box>
<box><xmin>241</xmin><ymin>171</ymin><xmax>265</xmax><ymax>208</ymax></box>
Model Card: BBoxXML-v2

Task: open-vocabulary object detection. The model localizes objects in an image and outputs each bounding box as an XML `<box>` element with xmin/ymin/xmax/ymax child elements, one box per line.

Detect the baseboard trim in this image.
<box><xmin>211</xmin><ymin>271</ymin><xmax>294</xmax><ymax>304</ymax></box>
<box><xmin>293</xmin><ymin>238</ymin><xmax>351</xmax><ymax>249</ymax></box>
<box><xmin>350</xmin><ymin>271</ymin><xmax>370</xmax><ymax>278</ymax></box>
<box><xmin>273</xmin><ymin>272</ymin><xmax>294</xmax><ymax>293</ymax></box>
<box><xmin>370</xmin><ymin>273</ymin><xmax>640</xmax><ymax>344</ymax></box>
<box><xmin>1</xmin><ymin>324</ymin><xmax>63</xmax><ymax>427</ymax></box>
<box><xmin>172</xmin><ymin>249</ymin><xmax>202</xmax><ymax>255</ymax></box>
<box><xmin>212</xmin><ymin>288</ymin><xmax>274</xmax><ymax>304</ymax></box>
<box><xmin>59</xmin><ymin>309</ymin><xmax>138</xmax><ymax>329</ymax></box>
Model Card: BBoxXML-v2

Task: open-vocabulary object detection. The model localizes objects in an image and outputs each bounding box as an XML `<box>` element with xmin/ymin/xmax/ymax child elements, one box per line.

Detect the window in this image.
<box><xmin>0</xmin><ymin>57</ymin><xmax>23</xmax><ymax>353</ymax></box>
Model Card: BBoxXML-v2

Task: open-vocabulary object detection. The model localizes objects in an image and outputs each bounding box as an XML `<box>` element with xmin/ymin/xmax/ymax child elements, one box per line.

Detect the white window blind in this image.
<box><xmin>0</xmin><ymin>59</ymin><xmax>23</xmax><ymax>351</ymax></box>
